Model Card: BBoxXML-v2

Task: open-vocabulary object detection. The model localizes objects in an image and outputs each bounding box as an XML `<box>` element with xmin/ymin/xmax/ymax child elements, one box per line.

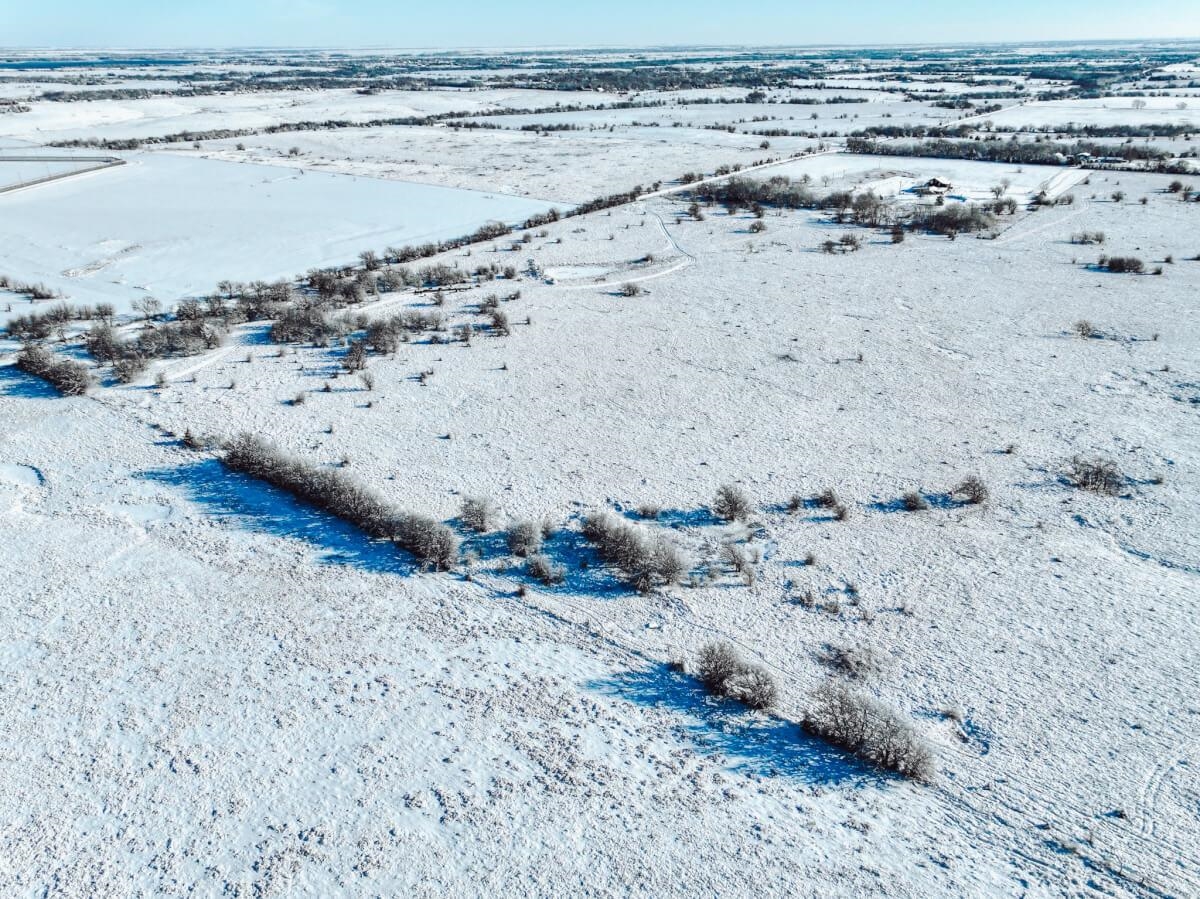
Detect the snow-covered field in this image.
<box><xmin>178</xmin><ymin>125</ymin><xmax>821</xmax><ymax>202</ymax></box>
<box><xmin>2</xmin><ymin>87</ymin><xmax>617</xmax><ymax>145</ymax></box>
<box><xmin>458</xmin><ymin>98</ymin><xmax>975</xmax><ymax>135</ymax></box>
<box><xmin>0</xmin><ymin>152</ymin><xmax>558</xmax><ymax>316</ymax></box>
<box><xmin>985</xmin><ymin>97</ymin><xmax>1198</xmax><ymax>129</ymax></box>
<box><xmin>2</xmin><ymin>45</ymin><xmax>1200</xmax><ymax>899</ymax></box>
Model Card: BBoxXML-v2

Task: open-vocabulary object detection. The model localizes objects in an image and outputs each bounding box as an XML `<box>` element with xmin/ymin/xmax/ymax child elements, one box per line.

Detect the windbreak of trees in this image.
<box><xmin>846</xmin><ymin>136</ymin><xmax>1184</xmax><ymax>169</ymax></box>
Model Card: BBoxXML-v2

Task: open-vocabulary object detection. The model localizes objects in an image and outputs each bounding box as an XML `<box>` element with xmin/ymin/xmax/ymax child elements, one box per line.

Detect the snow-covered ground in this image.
<box><xmin>985</xmin><ymin>97</ymin><xmax>1198</xmax><ymax>130</ymax></box>
<box><xmin>177</xmin><ymin>125</ymin><xmax>821</xmax><ymax>203</ymax></box>
<box><xmin>760</xmin><ymin>154</ymin><xmax>1092</xmax><ymax>206</ymax></box>
<box><xmin>0</xmin><ymin>151</ymin><xmax>558</xmax><ymax>316</ymax></box>
<box><xmin>1</xmin><ymin>87</ymin><xmax>618</xmax><ymax>145</ymax></box>
<box><xmin>458</xmin><ymin>98</ymin><xmax>975</xmax><ymax>135</ymax></box>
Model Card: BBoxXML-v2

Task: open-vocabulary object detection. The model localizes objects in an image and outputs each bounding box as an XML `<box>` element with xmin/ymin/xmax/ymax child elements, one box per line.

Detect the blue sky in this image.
<box><xmin>4</xmin><ymin>0</ymin><xmax>1199</xmax><ymax>48</ymax></box>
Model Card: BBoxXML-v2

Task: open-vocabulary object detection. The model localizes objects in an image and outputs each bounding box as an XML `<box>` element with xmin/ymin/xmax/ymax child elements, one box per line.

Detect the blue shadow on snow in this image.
<box><xmin>590</xmin><ymin>662</ymin><xmax>869</xmax><ymax>785</ymax></box>
<box><xmin>140</xmin><ymin>458</ymin><xmax>415</xmax><ymax>575</ymax></box>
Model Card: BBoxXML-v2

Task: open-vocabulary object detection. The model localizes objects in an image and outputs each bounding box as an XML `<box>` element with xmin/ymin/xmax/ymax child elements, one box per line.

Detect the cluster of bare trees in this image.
<box><xmin>5</xmin><ymin>301</ymin><xmax>113</xmax><ymax>340</ymax></box>
<box><xmin>0</xmin><ymin>275</ymin><xmax>61</xmax><ymax>302</ymax></box>
<box><xmin>582</xmin><ymin>510</ymin><xmax>688</xmax><ymax>593</ymax></box>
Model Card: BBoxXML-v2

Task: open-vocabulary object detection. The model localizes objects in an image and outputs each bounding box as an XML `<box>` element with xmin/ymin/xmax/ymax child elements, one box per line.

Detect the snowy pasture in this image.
<box><xmin>985</xmin><ymin>97</ymin><xmax>1199</xmax><ymax>130</ymax></box>
<box><xmin>0</xmin><ymin>152</ymin><xmax>559</xmax><ymax>316</ymax></box>
<box><xmin>764</xmin><ymin>153</ymin><xmax>1088</xmax><ymax>204</ymax></box>
<box><xmin>178</xmin><ymin>125</ymin><xmax>822</xmax><ymax>203</ymax></box>
<box><xmin>457</xmin><ymin>97</ymin><xmax>973</xmax><ymax>135</ymax></box>
<box><xmin>2</xmin><ymin>87</ymin><xmax>617</xmax><ymax>145</ymax></box>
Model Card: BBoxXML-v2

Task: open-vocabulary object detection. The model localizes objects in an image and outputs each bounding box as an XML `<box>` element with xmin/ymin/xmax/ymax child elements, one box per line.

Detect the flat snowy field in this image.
<box><xmin>180</xmin><ymin>125</ymin><xmax>822</xmax><ymax>202</ymax></box>
<box><xmin>457</xmin><ymin>98</ymin><xmax>977</xmax><ymax>135</ymax></box>
<box><xmin>1</xmin><ymin>87</ymin><xmax>618</xmax><ymax>144</ymax></box>
<box><xmin>0</xmin><ymin>152</ymin><xmax>558</xmax><ymax>316</ymax></box>
<box><xmin>984</xmin><ymin>97</ymin><xmax>1198</xmax><ymax>129</ymax></box>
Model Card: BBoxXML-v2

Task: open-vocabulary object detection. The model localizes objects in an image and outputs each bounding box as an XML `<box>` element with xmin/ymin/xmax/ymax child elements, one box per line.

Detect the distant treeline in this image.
<box><xmin>845</xmin><ymin>136</ymin><xmax>1192</xmax><ymax>171</ymax></box>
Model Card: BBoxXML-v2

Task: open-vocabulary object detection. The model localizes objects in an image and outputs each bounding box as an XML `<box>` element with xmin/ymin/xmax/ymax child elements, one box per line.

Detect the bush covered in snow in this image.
<box><xmin>712</xmin><ymin>483</ymin><xmax>753</xmax><ymax>521</ymax></box>
<box><xmin>582</xmin><ymin>510</ymin><xmax>687</xmax><ymax>592</ymax></box>
<box><xmin>526</xmin><ymin>553</ymin><xmax>566</xmax><ymax>585</ymax></box>
<box><xmin>506</xmin><ymin>520</ymin><xmax>544</xmax><ymax>557</ymax></box>
<box><xmin>952</xmin><ymin>475</ymin><xmax>989</xmax><ymax>505</ymax></box>
<box><xmin>1105</xmin><ymin>256</ymin><xmax>1145</xmax><ymax>274</ymax></box>
<box><xmin>15</xmin><ymin>343</ymin><xmax>92</xmax><ymax>395</ymax></box>
<box><xmin>1068</xmin><ymin>455</ymin><xmax>1124</xmax><ymax>495</ymax></box>
<box><xmin>460</xmin><ymin>496</ymin><xmax>499</xmax><ymax>533</ymax></box>
<box><xmin>804</xmin><ymin>680</ymin><xmax>935</xmax><ymax>782</ymax></box>
<box><xmin>695</xmin><ymin>641</ymin><xmax>778</xmax><ymax>710</ymax></box>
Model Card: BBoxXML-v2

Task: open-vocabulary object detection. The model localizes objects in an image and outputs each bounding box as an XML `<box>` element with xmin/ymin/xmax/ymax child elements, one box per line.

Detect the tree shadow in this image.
<box><xmin>0</xmin><ymin>363</ymin><xmax>60</xmax><ymax>398</ymax></box>
<box><xmin>524</xmin><ymin>527</ymin><xmax>630</xmax><ymax>596</ymax></box>
<box><xmin>869</xmin><ymin>492</ymin><xmax>961</xmax><ymax>513</ymax></box>
<box><xmin>140</xmin><ymin>459</ymin><xmax>416</xmax><ymax>575</ymax></box>
<box><xmin>622</xmin><ymin>506</ymin><xmax>720</xmax><ymax>529</ymax></box>
<box><xmin>590</xmin><ymin>663</ymin><xmax>870</xmax><ymax>785</ymax></box>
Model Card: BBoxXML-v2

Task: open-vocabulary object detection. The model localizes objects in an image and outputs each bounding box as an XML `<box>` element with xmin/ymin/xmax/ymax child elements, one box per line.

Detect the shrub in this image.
<box><xmin>1068</xmin><ymin>456</ymin><xmax>1123</xmax><ymax>495</ymax></box>
<box><xmin>912</xmin><ymin>204</ymin><xmax>993</xmax><ymax>236</ymax></box>
<box><xmin>1073</xmin><ymin>320</ymin><xmax>1096</xmax><ymax>339</ymax></box>
<box><xmin>748</xmin><ymin>220</ymin><xmax>767</xmax><ymax>233</ymax></box>
<box><xmin>15</xmin><ymin>344</ymin><xmax>92</xmax><ymax>395</ymax></box>
<box><xmin>1105</xmin><ymin>256</ymin><xmax>1145</xmax><ymax>274</ymax></box>
<box><xmin>343</xmin><ymin>340</ymin><xmax>368</xmax><ymax>372</ymax></box>
<box><xmin>720</xmin><ymin>543</ymin><xmax>751</xmax><ymax>575</ymax></box>
<box><xmin>724</xmin><ymin>666</ymin><xmax>779</xmax><ymax>710</ymax></box>
<box><xmin>112</xmin><ymin>355</ymin><xmax>147</xmax><ymax>384</ymax></box>
<box><xmin>823</xmin><ymin>644</ymin><xmax>885</xmax><ymax>682</ymax></box>
<box><xmin>1070</xmin><ymin>230</ymin><xmax>1105</xmax><ymax>245</ymax></box>
<box><xmin>506</xmin><ymin>520</ymin><xmax>544</xmax><ymax>557</ymax></box>
<box><xmin>803</xmin><ymin>680</ymin><xmax>935</xmax><ymax>781</ymax></box>
<box><xmin>460</xmin><ymin>495</ymin><xmax>498</xmax><ymax>533</ymax></box>
<box><xmin>270</xmin><ymin>303</ymin><xmax>343</xmax><ymax>345</ymax></box>
<box><xmin>391</xmin><ymin>513</ymin><xmax>460</xmax><ymax>570</ymax></box>
<box><xmin>901</xmin><ymin>491</ymin><xmax>928</xmax><ymax>512</ymax></box>
<box><xmin>712</xmin><ymin>483</ymin><xmax>752</xmax><ymax>520</ymax></box>
<box><xmin>582</xmin><ymin>510</ymin><xmax>687</xmax><ymax>592</ymax></box>
<box><xmin>815</xmin><ymin>488</ymin><xmax>840</xmax><ymax>508</ymax></box>
<box><xmin>636</xmin><ymin>503</ymin><xmax>661</xmax><ymax>520</ymax></box>
<box><xmin>619</xmin><ymin>282</ymin><xmax>642</xmax><ymax>297</ymax></box>
<box><xmin>85</xmin><ymin>321</ymin><xmax>125</xmax><ymax>362</ymax></box>
<box><xmin>696</xmin><ymin>642</ymin><xmax>742</xmax><ymax>692</ymax></box>
<box><xmin>952</xmin><ymin>475</ymin><xmax>989</xmax><ymax>505</ymax></box>
<box><xmin>526</xmin><ymin>553</ymin><xmax>565</xmax><ymax>585</ymax></box>
<box><xmin>695</xmin><ymin>642</ymin><xmax>778</xmax><ymax>711</ymax></box>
